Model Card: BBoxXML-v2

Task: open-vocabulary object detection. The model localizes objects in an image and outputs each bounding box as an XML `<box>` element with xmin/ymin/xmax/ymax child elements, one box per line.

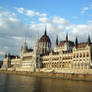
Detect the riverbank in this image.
<box><xmin>1</xmin><ymin>70</ymin><xmax>92</xmax><ymax>81</ymax></box>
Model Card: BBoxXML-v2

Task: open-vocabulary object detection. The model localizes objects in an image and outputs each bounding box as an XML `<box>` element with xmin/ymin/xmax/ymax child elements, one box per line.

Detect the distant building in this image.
<box><xmin>1</xmin><ymin>29</ymin><xmax>92</xmax><ymax>73</ymax></box>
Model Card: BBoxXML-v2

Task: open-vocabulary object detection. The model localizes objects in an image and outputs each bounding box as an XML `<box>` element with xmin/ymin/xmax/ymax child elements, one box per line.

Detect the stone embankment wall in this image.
<box><xmin>1</xmin><ymin>70</ymin><xmax>92</xmax><ymax>81</ymax></box>
<box><xmin>40</xmin><ymin>68</ymin><xmax>92</xmax><ymax>74</ymax></box>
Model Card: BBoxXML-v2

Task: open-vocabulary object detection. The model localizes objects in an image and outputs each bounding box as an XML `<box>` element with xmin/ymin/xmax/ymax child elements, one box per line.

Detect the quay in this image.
<box><xmin>1</xmin><ymin>70</ymin><xmax>92</xmax><ymax>81</ymax></box>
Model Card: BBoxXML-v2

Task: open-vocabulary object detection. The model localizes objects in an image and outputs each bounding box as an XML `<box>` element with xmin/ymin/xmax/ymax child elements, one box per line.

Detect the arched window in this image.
<box><xmin>77</xmin><ymin>53</ymin><xmax>78</xmax><ymax>58</ymax></box>
<box><xmin>87</xmin><ymin>52</ymin><xmax>89</xmax><ymax>57</ymax></box>
<box><xmin>80</xmin><ymin>53</ymin><xmax>82</xmax><ymax>57</ymax></box>
<box><xmin>83</xmin><ymin>53</ymin><xmax>85</xmax><ymax>57</ymax></box>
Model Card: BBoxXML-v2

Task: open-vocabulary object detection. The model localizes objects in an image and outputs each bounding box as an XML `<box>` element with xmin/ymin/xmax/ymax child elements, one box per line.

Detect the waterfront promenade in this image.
<box><xmin>1</xmin><ymin>70</ymin><xmax>92</xmax><ymax>81</ymax></box>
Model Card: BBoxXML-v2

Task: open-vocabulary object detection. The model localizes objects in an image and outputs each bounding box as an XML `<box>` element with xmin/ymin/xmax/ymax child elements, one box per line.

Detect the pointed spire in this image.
<box><xmin>66</xmin><ymin>33</ymin><xmax>68</xmax><ymax>42</ymax></box>
<box><xmin>5</xmin><ymin>53</ymin><xmax>7</xmax><ymax>58</ymax></box>
<box><xmin>75</xmin><ymin>36</ymin><xmax>78</xmax><ymax>48</ymax></box>
<box><xmin>44</xmin><ymin>27</ymin><xmax>47</xmax><ymax>35</ymax></box>
<box><xmin>36</xmin><ymin>33</ymin><xmax>39</xmax><ymax>43</ymax></box>
<box><xmin>24</xmin><ymin>38</ymin><xmax>26</xmax><ymax>44</ymax></box>
<box><xmin>56</xmin><ymin>35</ymin><xmax>58</xmax><ymax>46</ymax></box>
<box><xmin>35</xmin><ymin>33</ymin><xmax>39</xmax><ymax>48</ymax></box>
<box><xmin>23</xmin><ymin>38</ymin><xmax>27</xmax><ymax>48</ymax></box>
<box><xmin>88</xmin><ymin>34</ymin><xmax>91</xmax><ymax>45</ymax></box>
<box><xmin>34</xmin><ymin>33</ymin><xmax>40</xmax><ymax>54</ymax></box>
<box><xmin>23</xmin><ymin>38</ymin><xmax>27</xmax><ymax>51</ymax></box>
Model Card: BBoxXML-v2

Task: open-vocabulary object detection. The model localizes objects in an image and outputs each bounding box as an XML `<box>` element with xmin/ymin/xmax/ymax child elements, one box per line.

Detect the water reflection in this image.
<box><xmin>0</xmin><ymin>74</ymin><xmax>92</xmax><ymax>92</ymax></box>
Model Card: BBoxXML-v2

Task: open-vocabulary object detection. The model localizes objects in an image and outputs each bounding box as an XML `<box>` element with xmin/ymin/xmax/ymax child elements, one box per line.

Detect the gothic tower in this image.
<box><xmin>88</xmin><ymin>35</ymin><xmax>91</xmax><ymax>46</ymax></box>
<box><xmin>55</xmin><ymin>35</ymin><xmax>58</xmax><ymax>46</ymax></box>
<box><xmin>33</xmin><ymin>34</ymin><xmax>41</xmax><ymax>71</ymax></box>
<box><xmin>20</xmin><ymin>38</ymin><xmax>28</xmax><ymax>56</ymax></box>
<box><xmin>39</xmin><ymin>28</ymin><xmax>51</xmax><ymax>55</ymax></box>
<box><xmin>75</xmin><ymin>36</ymin><xmax>78</xmax><ymax>48</ymax></box>
<box><xmin>66</xmin><ymin>33</ymin><xmax>68</xmax><ymax>42</ymax></box>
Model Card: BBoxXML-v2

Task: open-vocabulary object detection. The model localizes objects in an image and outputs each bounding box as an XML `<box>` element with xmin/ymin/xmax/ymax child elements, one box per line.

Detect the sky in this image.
<box><xmin>0</xmin><ymin>0</ymin><xmax>92</xmax><ymax>59</ymax></box>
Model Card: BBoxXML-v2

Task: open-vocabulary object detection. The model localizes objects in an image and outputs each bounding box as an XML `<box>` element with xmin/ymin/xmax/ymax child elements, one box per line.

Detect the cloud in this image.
<box><xmin>0</xmin><ymin>10</ymin><xmax>30</xmax><ymax>55</ymax></box>
<box><xmin>26</xmin><ymin>10</ymin><xmax>47</xmax><ymax>17</ymax></box>
<box><xmin>39</xmin><ymin>13</ymin><xmax>47</xmax><ymax>17</ymax></box>
<box><xmin>9</xmin><ymin>17</ymin><xmax>19</xmax><ymax>22</ymax></box>
<box><xmin>0</xmin><ymin>7</ymin><xmax>92</xmax><ymax>58</ymax></box>
<box><xmin>52</xmin><ymin>16</ymin><xmax>69</xmax><ymax>25</ymax></box>
<box><xmin>80</xmin><ymin>7</ymin><xmax>89</xmax><ymax>14</ymax></box>
<box><xmin>17</xmin><ymin>8</ymin><xmax>24</xmax><ymax>14</ymax></box>
<box><xmin>0</xmin><ymin>51</ymin><xmax>5</xmax><ymax>55</ymax></box>
<box><xmin>16</xmin><ymin>8</ymin><xmax>47</xmax><ymax>17</ymax></box>
<box><xmin>26</xmin><ymin>10</ymin><xmax>35</xmax><ymax>17</ymax></box>
<box><xmin>80</xmin><ymin>4</ymin><xmax>92</xmax><ymax>14</ymax></box>
<box><xmin>39</xmin><ymin>17</ymin><xmax>50</xmax><ymax>23</ymax></box>
<box><xmin>30</xmin><ymin>15</ymin><xmax>92</xmax><ymax>44</ymax></box>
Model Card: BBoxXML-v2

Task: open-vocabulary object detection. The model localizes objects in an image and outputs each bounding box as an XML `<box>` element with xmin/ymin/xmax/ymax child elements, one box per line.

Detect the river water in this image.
<box><xmin>0</xmin><ymin>73</ymin><xmax>92</xmax><ymax>92</ymax></box>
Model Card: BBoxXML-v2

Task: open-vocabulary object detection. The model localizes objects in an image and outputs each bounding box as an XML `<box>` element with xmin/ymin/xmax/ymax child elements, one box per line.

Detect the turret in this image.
<box><xmin>75</xmin><ymin>36</ymin><xmax>78</xmax><ymax>48</ymax></box>
<box><xmin>20</xmin><ymin>38</ymin><xmax>28</xmax><ymax>55</ymax></box>
<box><xmin>44</xmin><ymin>27</ymin><xmax>47</xmax><ymax>36</ymax></box>
<box><xmin>23</xmin><ymin>39</ymin><xmax>27</xmax><ymax>50</ymax></box>
<box><xmin>55</xmin><ymin>35</ymin><xmax>58</xmax><ymax>46</ymax></box>
<box><xmin>5</xmin><ymin>53</ymin><xmax>8</xmax><ymax>58</ymax></box>
<box><xmin>33</xmin><ymin>33</ymin><xmax>41</xmax><ymax>71</ymax></box>
<box><xmin>34</xmin><ymin>33</ymin><xmax>39</xmax><ymax>52</ymax></box>
<box><xmin>66</xmin><ymin>33</ymin><xmax>68</xmax><ymax>42</ymax></box>
<box><xmin>88</xmin><ymin>35</ymin><xmax>91</xmax><ymax>46</ymax></box>
<box><xmin>39</xmin><ymin>28</ymin><xmax>51</xmax><ymax>55</ymax></box>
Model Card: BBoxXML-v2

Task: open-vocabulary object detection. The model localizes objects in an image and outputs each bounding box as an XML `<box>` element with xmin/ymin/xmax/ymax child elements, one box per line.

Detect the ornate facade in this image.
<box><xmin>1</xmin><ymin>29</ymin><xmax>92</xmax><ymax>73</ymax></box>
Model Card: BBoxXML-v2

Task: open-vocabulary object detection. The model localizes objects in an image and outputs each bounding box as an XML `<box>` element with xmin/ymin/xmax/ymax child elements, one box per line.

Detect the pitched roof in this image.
<box><xmin>59</xmin><ymin>40</ymin><xmax>74</xmax><ymax>47</ymax></box>
<box><xmin>8</xmin><ymin>55</ymin><xmax>20</xmax><ymax>59</ymax></box>
<box><xmin>77</xmin><ymin>43</ymin><xmax>88</xmax><ymax>48</ymax></box>
<box><xmin>39</xmin><ymin>35</ymin><xmax>51</xmax><ymax>43</ymax></box>
<box><xmin>27</xmin><ymin>48</ymin><xmax>33</xmax><ymax>52</ymax></box>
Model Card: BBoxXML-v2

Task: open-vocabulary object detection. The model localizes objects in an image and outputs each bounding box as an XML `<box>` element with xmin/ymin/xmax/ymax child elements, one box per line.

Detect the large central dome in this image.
<box><xmin>39</xmin><ymin>30</ymin><xmax>51</xmax><ymax>43</ymax></box>
<box><xmin>39</xmin><ymin>29</ymin><xmax>51</xmax><ymax>55</ymax></box>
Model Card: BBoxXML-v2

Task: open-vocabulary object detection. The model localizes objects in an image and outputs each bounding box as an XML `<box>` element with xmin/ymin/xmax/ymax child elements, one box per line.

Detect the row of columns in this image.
<box><xmin>43</xmin><ymin>62</ymin><xmax>71</xmax><ymax>69</ymax></box>
<box><xmin>72</xmin><ymin>62</ymin><xmax>90</xmax><ymax>69</ymax></box>
<box><xmin>73</xmin><ymin>52</ymin><xmax>89</xmax><ymax>58</ymax></box>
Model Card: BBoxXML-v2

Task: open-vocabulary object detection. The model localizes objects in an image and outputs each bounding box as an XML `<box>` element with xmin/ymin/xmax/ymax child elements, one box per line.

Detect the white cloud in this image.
<box><xmin>80</xmin><ymin>7</ymin><xmax>89</xmax><ymax>14</ymax></box>
<box><xmin>39</xmin><ymin>17</ymin><xmax>50</xmax><ymax>23</ymax></box>
<box><xmin>1</xmin><ymin>7</ymin><xmax>92</xmax><ymax>56</ymax></box>
<box><xmin>83</xmin><ymin>7</ymin><xmax>89</xmax><ymax>11</ymax></box>
<box><xmin>26</xmin><ymin>10</ymin><xmax>47</xmax><ymax>17</ymax></box>
<box><xmin>0</xmin><ymin>11</ymin><xmax>10</xmax><ymax>16</ymax></box>
<box><xmin>35</xmin><ymin>12</ymin><xmax>40</xmax><ymax>16</ymax></box>
<box><xmin>0</xmin><ymin>51</ymin><xmax>5</xmax><ymax>55</ymax></box>
<box><xmin>17</xmin><ymin>8</ymin><xmax>24</xmax><ymax>14</ymax></box>
<box><xmin>80</xmin><ymin>4</ymin><xmax>92</xmax><ymax>14</ymax></box>
<box><xmin>31</xmin><ymin>16</ymin><xmax>92</xmax><ymax>43</ymax></box>
<box><xmin>89</xmin><ymin>4</ymin><xmax>92</xmax><ymax>7</ymax></box>
<box><xmin>0</xmin><ymin>10</ymin><xmax>31</xmax><ymax>55</ymax></box>
<box><xmin>53</xmin><ymin>16</ymin><xmax>69</xmax><ymax>25</ymax></box>
<box><xmin>88</xmin><ymin>20</ymin><xmax>92</xmax><ymax>24</ymax></box>
<box><xmin>26</xmin><ymin>10</ymin><xmax>35</xmax><ymax>17</ymax></box>
<box><xmin>16</xmin><ymin>7</ymin><xmax>47</xmax><ymax>17</ymax></box>
<box><xmin>9</xmin><ymin>17</ymin><xmax>19</xmax><ymax>22</ymax></box>
<box><xmin>11</xmin><ymin>36</ymin><xmax>24</xmax><ymax>40</ymax></box>
<box><xmin>39</xmin><ymin>13</ymin><xmax>47</xmax><ymax>17</ymax></box>
<box><xmin>29</xmin><ymin>14</ymin><xmax>92</xmax><ymax>42</ymax></box>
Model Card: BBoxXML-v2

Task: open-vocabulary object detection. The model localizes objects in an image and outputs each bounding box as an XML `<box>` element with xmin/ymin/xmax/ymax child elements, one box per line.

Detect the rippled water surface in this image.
<box><xmin>0</xmin><ymin>73</ymin><xmax>92</xmax><ymax>92</ymax></box>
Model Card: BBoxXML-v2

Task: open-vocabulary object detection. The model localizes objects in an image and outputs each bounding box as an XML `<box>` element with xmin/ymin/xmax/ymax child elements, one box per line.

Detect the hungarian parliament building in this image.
<box><xmin>1</xmin><ymin>29</ymin><xmax>92</xmax><ymax>74</ymax></box>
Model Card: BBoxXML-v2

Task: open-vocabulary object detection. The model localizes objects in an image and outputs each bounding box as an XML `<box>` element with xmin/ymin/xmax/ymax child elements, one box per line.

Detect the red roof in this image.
<box><xmin>59</xmin><ymin>41</ymin><xmax>74</xmax><ymax>47</ymax></box>
<box><xmin>77</xmin><ymin>43</ymin><xmax>88</xmax><ymax>48</ymax></box>
<box><xmin>39</xmin><ymin>34</ymin><xmax>51</xmax><ymax>43</ymax></box>
<box><xmin>59</xmin><ymin>41</ymin><xmax>65</xmax><ymax>47</ymax></box>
